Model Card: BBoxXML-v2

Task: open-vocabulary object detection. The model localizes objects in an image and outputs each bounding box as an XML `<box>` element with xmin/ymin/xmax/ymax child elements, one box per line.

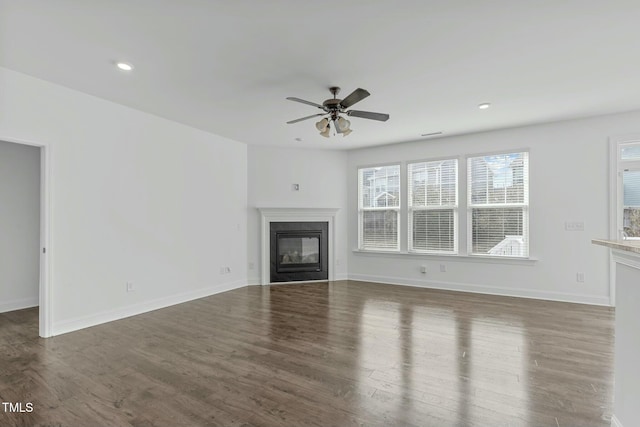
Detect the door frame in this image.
<box><xmin>1</xmin><ymin>135</ymin><xmax>52</xmax><ymax>337</ymax></box>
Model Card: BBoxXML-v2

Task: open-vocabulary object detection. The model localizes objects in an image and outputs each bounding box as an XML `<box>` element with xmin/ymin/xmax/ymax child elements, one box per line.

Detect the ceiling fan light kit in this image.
<box><xmin>286</xmin><ymin>86</ymin><xmax>389</xmax><ymax>139</ymax></box>
<box><xmin>315</xmin><ymin>118</ymin><xmax>329</xmax><ymax>132</ymax></box>
<box><xmin>336</xmin><ymin>117</ymin><xmax>350</xmax><ymax>131</ymax></box>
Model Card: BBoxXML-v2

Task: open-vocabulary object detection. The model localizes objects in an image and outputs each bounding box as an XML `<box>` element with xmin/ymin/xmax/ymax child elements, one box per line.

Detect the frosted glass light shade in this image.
<box><xmin>337</xmin><ymin>117</ymin><xmax>350</xmax><ymax>131</ymax></box>
<box><xmin>315</xmin><ymin>118</ymin><xmax>329</xmax><ymax>131</ymax></box>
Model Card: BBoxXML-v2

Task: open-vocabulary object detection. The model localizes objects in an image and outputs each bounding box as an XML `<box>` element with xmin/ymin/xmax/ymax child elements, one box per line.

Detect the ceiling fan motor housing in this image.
<box><xmin>322</xmin><ymin>98</ymin><xmax>342</xmax><ymax>111</ymax></box>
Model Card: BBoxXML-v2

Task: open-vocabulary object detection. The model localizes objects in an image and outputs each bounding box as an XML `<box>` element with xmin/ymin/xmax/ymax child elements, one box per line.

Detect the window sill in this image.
<box><xmin>352</xmin><ymin>249</ymin><xmax>538</xmax><ymax>265</ymax></box>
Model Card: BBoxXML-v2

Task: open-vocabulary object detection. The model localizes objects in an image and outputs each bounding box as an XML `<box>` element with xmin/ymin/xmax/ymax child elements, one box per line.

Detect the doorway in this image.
<box><xmin>0</xmin><ymin>137</ymin><xmax>50</xmax><ymax>337</ymax></box>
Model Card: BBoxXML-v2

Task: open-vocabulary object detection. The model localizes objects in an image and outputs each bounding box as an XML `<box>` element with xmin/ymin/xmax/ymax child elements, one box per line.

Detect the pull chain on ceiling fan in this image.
<box><xmin>286</xmin><ymin>86</ymin><xmax>389</xmax><ymax>138</ymax></box>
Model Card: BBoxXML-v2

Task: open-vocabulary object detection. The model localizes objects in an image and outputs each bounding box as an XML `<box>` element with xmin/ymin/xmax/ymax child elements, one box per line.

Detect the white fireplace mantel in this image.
<box><xmin>258</xmin><ymin>207</ymin><xmax>339</xmax><ymax>285</ymax></box>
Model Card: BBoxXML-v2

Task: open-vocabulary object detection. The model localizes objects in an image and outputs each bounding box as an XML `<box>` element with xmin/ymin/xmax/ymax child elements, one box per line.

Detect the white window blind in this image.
<box><xmin>468</xmin><ymin>152</ymin><xmax>529</xmax><ymax>257</ymax></box>
<box><xmin>623</xmin><ymin>169</ymin><xmax>640</xmax><ymax>239</ymax></box>
<box><xmin>358</xmin><ymin>165</ymin><xmax>400</xmax><ymax>250</ymax></box>
<box><xmin>408</xmin><ymin>159</ymin><xmax>458</xmax><ymax>253</ymax></box>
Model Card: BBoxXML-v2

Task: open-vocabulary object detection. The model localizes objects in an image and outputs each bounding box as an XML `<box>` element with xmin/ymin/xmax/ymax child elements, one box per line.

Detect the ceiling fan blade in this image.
<box><xmin>347</xmin><ymin>110</ymin><xmax>390</xmax><ymax>121</ymax></box>
<box><xmin>286</xmin><ymin>97</ymin><xmax>324</xmax><ymax>109</ymax></box>
<box><xmin>339</xmin><ymin>88</ymin><xmax>370</xmax><ymax>108</ymax></box>
<box><xmin>286</xmin><ymin>113</ymin><xmax>325</xmax><ymax>124</ymax></box>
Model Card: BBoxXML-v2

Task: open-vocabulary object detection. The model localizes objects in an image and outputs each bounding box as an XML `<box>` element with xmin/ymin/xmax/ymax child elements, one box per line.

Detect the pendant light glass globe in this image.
<box><xmin>315</xmin><ymin>118</ymin><xmax>329</xmax><ymax>132</ymax></box>
<box><xmin>337</xmin><ymin>117</ymin><xmax>351</xmax><ymax>131</ymax></box>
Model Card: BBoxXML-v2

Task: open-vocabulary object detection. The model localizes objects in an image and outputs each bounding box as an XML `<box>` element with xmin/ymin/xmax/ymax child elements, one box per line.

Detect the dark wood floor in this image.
<box><xmin>0</xmin><ymin>281</ymin><xmax>614</xmax><ymax>427</ymax></box>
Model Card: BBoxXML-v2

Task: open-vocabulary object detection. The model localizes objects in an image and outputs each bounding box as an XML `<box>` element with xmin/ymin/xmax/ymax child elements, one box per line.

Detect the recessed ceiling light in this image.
<box><xmin>478</xmin><ymin>103</ymin><xmax>491</xmax><ymax>110</ymax></box>
<box><xmin>116</xmin><ymin>62</ymin><xmax>134</xmax><ymax>71</ymax></box>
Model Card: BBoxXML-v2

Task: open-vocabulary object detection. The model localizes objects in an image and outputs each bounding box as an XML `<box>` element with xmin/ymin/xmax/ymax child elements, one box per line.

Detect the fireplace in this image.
<box><xmin>270</xmin><ymin>222</ymin><xmax>328</xmax><ymax>282</ymax></box>
<box><xmin>259</xmin><ymin>207</ymin><xmax>338</xmax><ymax>285</ymax></box>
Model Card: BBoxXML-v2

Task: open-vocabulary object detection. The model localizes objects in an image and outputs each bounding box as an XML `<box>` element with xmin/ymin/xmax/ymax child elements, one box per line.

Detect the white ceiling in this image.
<box><xmin>2</xmin><ymin>0</ymin><xmax>640</xmax><ymax>150</ymax></box>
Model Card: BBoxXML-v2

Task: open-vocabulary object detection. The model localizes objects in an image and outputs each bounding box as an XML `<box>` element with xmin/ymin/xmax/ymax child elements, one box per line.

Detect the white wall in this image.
<box><xmin>348</xmin><ymin>111</ymin><xmax>640</xmax><ymax>305</ymax></box>
<box><xmin>247</xmin><ymin>146</ymin><xmax>349</xmax><ymax>284</ymax></box>
<box><xmin>0</xmin><ymin>67</ymin><xmax>247</xmax><ymax>335</ymax></box>
<box><xmin>0</xmin><ymin>140</ymin><xmax>40</xmax><ymax>313</ymax></box>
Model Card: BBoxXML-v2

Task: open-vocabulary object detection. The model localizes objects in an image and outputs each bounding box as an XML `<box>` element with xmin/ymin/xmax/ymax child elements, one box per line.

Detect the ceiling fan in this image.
<box><xmin>286</xmin><ymin>87</ymin><xmax>389</xmax><ymax>137</ymax></box>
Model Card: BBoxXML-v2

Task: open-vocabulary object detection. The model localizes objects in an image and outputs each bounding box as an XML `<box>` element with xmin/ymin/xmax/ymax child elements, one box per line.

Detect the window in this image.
<box><xmin>358</xmin><ymin>165</ymin><xmax>400</xmax><ymax>250</ymax></box>
<box><xmin>408</xmin><ymin>159</ymin><xmax>458</xmax><ymax>253</ymax></box>
<box><xmin>615</xmin><ymin>141</ymin><xmax>640</xmax><ymax>240</ymax></box>
<box><xmin>621</xmin><ymin>143</ymin><xmax>640</xmax><ymax>160</ymax></box>
<box><xmin>623</xmin><ymin>170</ymin><xmax>640</xmax><ymax>238</ymax></box>
<box><xmin>468</xmin><ymin>152</ymin><xmax>529</xmax><ymax>257</ymax></box>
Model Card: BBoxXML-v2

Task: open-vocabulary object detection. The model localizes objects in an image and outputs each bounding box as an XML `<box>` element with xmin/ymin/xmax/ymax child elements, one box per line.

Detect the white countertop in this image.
<box><xmin>592</xmin><ymin>238</ymin><xmax>640</xmax><ymax>255</ymax></box>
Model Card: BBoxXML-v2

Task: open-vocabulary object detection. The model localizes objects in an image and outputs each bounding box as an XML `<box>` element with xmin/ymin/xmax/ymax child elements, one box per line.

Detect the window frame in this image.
<box><xmin>407</xmin><ymin>157</ymin><xmax>459</xmax><ymax>254</ymax></box>
<box><xmin>357</xmin><ymin>163</ymin><xmax>402</xmax><ymax>252</ymax></box>
<box><xmin>466</xmin><ymin>151</ymin><xmax>530</xmax><ymax>258</ymax></box>
<box><xmin>611</xmin><ymin>137</ymin><xmax>640</xmax><ymax>241</ymax></box>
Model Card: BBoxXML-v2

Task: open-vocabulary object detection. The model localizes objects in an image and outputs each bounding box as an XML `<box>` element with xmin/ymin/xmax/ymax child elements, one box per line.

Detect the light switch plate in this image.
<box><xmin>565</xmin><ymin>221</ymin><xmax>585</xmax><ymax>231</ymax></box>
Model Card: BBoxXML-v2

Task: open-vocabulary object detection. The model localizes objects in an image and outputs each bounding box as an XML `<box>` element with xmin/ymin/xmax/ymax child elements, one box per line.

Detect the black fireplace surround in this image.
<box><xmin>270</xmin><ymin>221</ymin><xmax>328</xmax><ymax>283</ymax></box>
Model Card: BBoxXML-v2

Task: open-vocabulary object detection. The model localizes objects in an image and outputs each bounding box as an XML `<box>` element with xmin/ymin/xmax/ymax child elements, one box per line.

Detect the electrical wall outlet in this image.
<box><xmin>576</xmin><ymin>272</ymin><xmax>585</xmax><ymax>283</ymax></box>
<box><xmin>420</xmin><ymin>265</ymin><xmax>427</xmax><ymax>274</ymax></box>
<box><xmin>440</xmin><ymin>264</ymin><xmax>447</xmax><ymax>273</ymax></box>
<box><xmin>126</xmin><ymin>282</ymin><xmax>135</xmax><ymax>292</ymax></box>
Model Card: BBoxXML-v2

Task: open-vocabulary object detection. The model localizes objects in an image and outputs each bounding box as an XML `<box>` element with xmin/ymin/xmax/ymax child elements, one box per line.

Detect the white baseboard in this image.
<box><xmin>52</xmin><ymin>280</ymin><xmax>247</xmax><ymax>336</ymax></box>
<box><xmin>347</xmin><ymin>274</ymin><xmax>611</xmax><ymax>306</ymax></box>
<box><xmin>611</xmin><ymin>415</ymin><xmax>623</xmax><ymax>427</ymax></box>
<box><xmin>246</xmin><ymin>274</ymin><xmax>348</xmax><ymax>286</ymax></box>
<box><xmin>49</xmin><ymin>272</ymin><xmax>610</xmax><ymax>336</ymax></box>
<box><xmin>0</xmin><ymin>296</ymin><xmax>38</xmax><ymax>313</ymax></box>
